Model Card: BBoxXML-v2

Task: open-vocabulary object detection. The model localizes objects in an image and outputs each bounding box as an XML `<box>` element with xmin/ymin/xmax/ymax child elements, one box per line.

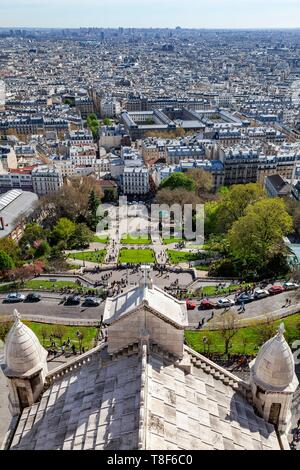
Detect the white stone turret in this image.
<box><xmin>3</xmin><ymin>310</ymin><xmax>48</xmax><ymax>416</ymax></box>
<box><xmin>249</xmin><ymin>322</ymin><xmax>298</xmax><ymax>433</ymax></box>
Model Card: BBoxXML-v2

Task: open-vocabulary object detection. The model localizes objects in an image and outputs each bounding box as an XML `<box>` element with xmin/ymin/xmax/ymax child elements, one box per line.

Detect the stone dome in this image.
<box><xmin>4</xmin><ymin>310</ymin><xmax>47</xmax><ymax>375</ymax></box>
<box><xmin>252</xmin><ymin>323</ymin><xmax>295</xmax><ymax>390</ymax></box>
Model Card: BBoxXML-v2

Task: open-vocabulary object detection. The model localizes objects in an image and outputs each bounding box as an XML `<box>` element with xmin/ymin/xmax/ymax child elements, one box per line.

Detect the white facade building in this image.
<box><xmin>32</xmin><ymin>165</ymin><xmax>63</xmax><ymax>196</ymax></box>
<box><xmin>122</xmin><ymin>166</ymin><xmax>149</xmax><ymax>195</ymax></box>
<box><xmin>100</xmin><ymin>98</ymin><xmax>121</xmax><ymax>118</ymax></box>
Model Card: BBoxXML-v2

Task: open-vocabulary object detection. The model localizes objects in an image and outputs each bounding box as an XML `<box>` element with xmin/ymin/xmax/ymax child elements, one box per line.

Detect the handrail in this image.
<box><xmin>44</xmin><ymin>342</ymin><xmax>106</xmax><ymax>387</ymax></box>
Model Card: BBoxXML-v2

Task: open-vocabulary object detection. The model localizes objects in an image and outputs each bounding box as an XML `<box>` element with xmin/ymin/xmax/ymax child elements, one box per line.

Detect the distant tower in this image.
<box><xmin>3</xmin><ymin>310</ymin><xmax>48</xmax><ymax>416</ymax></box>
<box><xmin>249</xmin><ymin>323</ymin><xmax>298</xmax><ymax>433</ymax></box>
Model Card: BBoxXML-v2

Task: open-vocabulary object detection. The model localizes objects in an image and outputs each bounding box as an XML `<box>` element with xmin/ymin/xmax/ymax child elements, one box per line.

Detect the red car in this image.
<box><xmin>186</xmin><ymin>300</ymin><xmax>197</xmax><ymax>310</ymax></box>
<box><xmin>268</xmin><ymin>285</ymin><xmax>285</xmax><ymax>295</ymax></box>
<box><xmin>199</xmin><ymin>298</ymin><xmax>217</xmax><ymax>310</ymax></box>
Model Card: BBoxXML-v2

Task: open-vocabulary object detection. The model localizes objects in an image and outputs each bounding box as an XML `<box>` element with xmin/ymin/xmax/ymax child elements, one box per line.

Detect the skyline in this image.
<box><xmin>0</xmin><ymin>0</ymin><xmax>299</xmax><ymax>30</ymax></box>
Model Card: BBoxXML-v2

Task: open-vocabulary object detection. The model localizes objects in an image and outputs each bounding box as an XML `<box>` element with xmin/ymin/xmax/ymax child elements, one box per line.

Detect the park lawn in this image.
<box><xmin>201</xmin><ymin>283</ymin><xmax>252</xmax><ymax>297</ymax></box>
<box><xmin>195</xmin><ymin>265</ymin><xmax>212</xmax><ymax>271</ymax></box>
<box><xmin>162</xmin><ymin>237</ymin><xmax>184</xmax><ymax>245</ymax></box>
<box><xmin>23</xmin><ymin>321</ymin><xmax>98</xmax><ymax>351</ymax></box>
<box><xmin>68</xmin><ymin>250</ymin><xmax>106</xmax><ymax>263</ymax></box>
<box><xmin>25</xmin><ymin>279</ymin><xmax>78</xmax><ymax>290</ymax></box>
<box><xmin>92</xmin><ymin>235</ymin><xmax>109</xmax><ymax>244</ymax></box>
<box><xmin>184</xmin><ymin>313</ymin><xmax>300</xmax><ymax>356</ymax></box>
<box><xmin>167</xmin><ymin>250</ymin><xmax>206</xmax><ymax>264</ymax></box>
<box><xmin>121</xmin><ymin>234</ymin><xmax>151</xmax><ymax>245</ymax></box>
<box><xmin>118</xmin><ymin>248</ymin><xmax>156</xmax><ymax>264</ymax></box>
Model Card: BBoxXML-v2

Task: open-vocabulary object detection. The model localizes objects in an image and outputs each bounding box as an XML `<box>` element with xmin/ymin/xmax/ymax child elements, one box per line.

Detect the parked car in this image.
<box><xmin>4</xmin><ymin>292</ymin><xmax>25</xmax><ymax>303</ymax></box>
<box><xmin>236</xmin><ymin>293</ymin><xmax>254</xmax><ymax>304</ymax></box>
<box><xmin>186</xmin><ymin>299</ymin><xmax>197</xmax><ymax>310</ymax></box>
<box><xmin>268</xmin><ymin>285</ymin><xmax>285</xmax><ymax>295</ymax></box>
<box><xmin>283</xmin><ymin>282</ymin><xmax>299</xmax><ymax>291</ymax></box>
<box><xmin>253</xmin><ymin>289</ymin><xmax>269</xmax><ymax>299</ymax></box>
<box><xmin>25</xmin><ymin>292</ymin><xmax>41</xmax><ymax>302</ymax></box>
<box><xmin>83</xmin><ymin>297</ymin><xmax>100</xmax><ymax>307</ymax></box>
<box><xmin>199</xmin><ymin>298</ymin><xmax>217</xmax><ymax>310</ymax></box>
<box><xmin>216</xmin><ymin>298</ymin><xmax>235</xmax><ymax>308</ymax></box>
<box><xmin>65</xmin><ymin>295</ymin><xmax>81</xmax><ymax>305</ymax></box>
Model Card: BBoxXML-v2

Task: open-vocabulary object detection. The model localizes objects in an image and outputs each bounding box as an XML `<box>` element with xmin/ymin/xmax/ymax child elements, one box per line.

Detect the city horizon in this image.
<box><xmin>0</xmin><ymin>0</ymin><xmax>299</xmax><ymax>29</ymax></box>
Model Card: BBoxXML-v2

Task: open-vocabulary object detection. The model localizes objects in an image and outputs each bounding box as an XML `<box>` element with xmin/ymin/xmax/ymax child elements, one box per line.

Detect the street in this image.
<box><xmin>0</xmin><ymin>294</ymin><xmax>104</xmax><ymax>321</ymax></box>
<box><xmin>187</xmin><ymin>290</ymin><xmax>299</xmax><ymax>326</ymax></box>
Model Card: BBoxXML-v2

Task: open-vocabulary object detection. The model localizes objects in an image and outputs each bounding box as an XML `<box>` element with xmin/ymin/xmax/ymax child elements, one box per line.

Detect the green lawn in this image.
<box><xmin>195</xmin><ymin>265</ymin><xmax>212</xmax><ymax>271</ymax></box>
<box><xmin>24</xmin><ymin>279</ymin><xmax>103</xmax><ymax>296</ymax></box>
<box><xmin>167</xmin><ymin>250</ymin><xmax>208</xmax><ymax>264</ymax></box>
<box><xmin>92</xmin><ymin>235</ymin><xmax>109</xmax><ymax>244</ymax></box>
<box><xmin>162</xmin><ymin>237</ymin><xmax>184</xmax><ymax>245</ymax></box>
<box><xmin>23</xmin><ymin>321</ymin><xmax>99</xmax><ymax>351</ymax></box>
<box><xmin>118</xmin><ymin>248</ymin><xmax>156</xmax><ymax>264</ymax></box>
<box><xmin>200</xmin><ymin>283</ymin><xmax>252</xmax><ymax>297</ymax></box>
<box><xmin>25</xmin><ymin>279</ymin><xmax>78</xmax><ymax>290</ymax></box>
<box><xmin>121</xmin><ymin>234</ymin><xmax>151</xmax><ymax>245</ymax></box>
<box><xmin>68</xmin><ymin>250</ymin><xmax>106</xmax><ymax>264</ymax></box>
<box><xmin>185</xmin><ymin>314</ymin><xmax>300</xmax><ymax>356</ymax></box>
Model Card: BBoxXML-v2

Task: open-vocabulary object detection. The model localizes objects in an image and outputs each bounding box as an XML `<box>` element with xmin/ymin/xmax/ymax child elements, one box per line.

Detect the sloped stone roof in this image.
<box><xmin>8</xmin><ymin>343</ymin><xmax>281</xmax><ymax>450</ymax></box>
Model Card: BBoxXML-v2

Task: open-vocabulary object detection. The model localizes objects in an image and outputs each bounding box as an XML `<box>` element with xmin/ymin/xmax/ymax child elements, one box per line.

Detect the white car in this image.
<box><xmin>283</xmin><ymin>282</ymin><xmax>299</xmax><ymax>291</ymax></box>
<box><xmin>5</xmin><ymin>292</ymin><xmax>25</xmax><ymax>303</ymax></box>
<box><xmin>254</xmin><ymin>288</ymin><xmax>269</xmax><ymax>299</ymax></box>
<box><xmin>216</xmin><ymin>298</ymin><xmax>235</xmax><ymax>308</ymax></box>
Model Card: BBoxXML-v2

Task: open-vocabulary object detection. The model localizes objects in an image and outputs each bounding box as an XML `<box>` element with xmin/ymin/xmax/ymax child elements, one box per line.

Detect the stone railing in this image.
<box><xmin>44</xmin><ymin>342</ymin><xmax>106</xmax><ymax>389</ymax></box>
<box><xmin>3</xmin><ymin>313</ymin><xmax>102</xmax><ymax>327</ymax></box>
<box><xmin>184</xmin><ymin>345</ymin><xmax>252</xmax><ymax>401</ymax></box>
<box><xmin>200</xmin><ymin>303</ymin><xmax>300</xmax><ymax>330</ymax></box>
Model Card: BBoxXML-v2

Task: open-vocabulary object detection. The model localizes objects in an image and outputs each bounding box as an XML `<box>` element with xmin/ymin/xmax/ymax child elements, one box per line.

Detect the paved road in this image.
<box><xmin>0</xmin><ymin>296</ymin><xmax>104</xmax><ymax>321</ymax></box>
<box><xmin>187</xmin><ymin>290</ymin><xmax>299</xmax><ymax>326</ymax></box>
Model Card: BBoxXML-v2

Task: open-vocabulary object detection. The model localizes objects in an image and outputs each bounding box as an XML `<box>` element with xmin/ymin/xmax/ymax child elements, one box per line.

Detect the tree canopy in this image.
<box><xmin>228</xmin><ymin>198</ymin><xmax>293</xmax><ymax>270</ymax></box>
<box><xmin>160</xmin><ymin>172</ymin><xmax>196</xmax><ymax>192</ymax></box>
<box><xmin>0</xmin><ymin>250</ymin><xmax>15</xmax><ymax>271</ymax></box>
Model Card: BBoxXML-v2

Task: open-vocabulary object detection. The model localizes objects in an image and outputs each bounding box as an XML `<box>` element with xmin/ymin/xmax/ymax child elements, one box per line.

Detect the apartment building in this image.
<box><xmin>31</xmin><ymin>165</ymin><xmax>63</xmax><ymax>196</ymax></box>
<box><xmin>122</xmin><ymin>166</ymin><xmax>150</xmax><ymax>195</ymax></box>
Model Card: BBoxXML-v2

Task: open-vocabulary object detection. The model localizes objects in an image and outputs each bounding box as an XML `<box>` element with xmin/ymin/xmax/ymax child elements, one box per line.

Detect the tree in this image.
<box><xmin>252</xmin><ymin>316</ymin><xmax>277</xmax><ymax>347</ymax></box>
<box><xmin>40</xmin><ymin>326</ymin><xmax>48</xmax><ymax>347</ymax></box>
<box><xmin>52</xmin><ymin>325</ymin><xmax>67</xmax><ymax>347</ymax></box>
<box><xmin>213</xmin><ymin>310</ymin><xmax>239</xmax><ymax>357</ymax></box>
<box><xmin>34</xmin><ymin>240</ymin><xmax>51</xmax><ymax>258</ymax></box>
<box><xmin>284</xmin><ymin>197</ymin><xmax>300</xmax><ymax>235</ymax></box>
<box><xmin>228</xmin><ymin>198</ymin><xmax>293</xmax><ymax>271</ymax></box>
<box><xmin>0</xmin><ymin>318</ymin><xmax>12</xmax><ymax>342</ymax></box>
<box><xmin>51</xmin><ymin>218</ymin><xmax>76</xmax><ymax>246</ymax></box>
<box><xmin>186</xmin><ymin>168</ymin><xmax>213</xmax><ymax>197</ymax></box>
<box><xmin>160</xmin><ymin>172</ymin><xmax>196</xmax><ymax>192</ymax></box>
<box><xmin>0</xmin><ymin>238</ymin><xmax>20</xmax><ymax>263</ymax></box>
<box><xmin>102</xmin><ymin>188</ymin><xmax>117</xmax><ymax>203</ymax></box>
<box><xmin>88</xmin><ymin>190</ymin><xmax>100</xmax><ymax>231</ymax></box>
<box><xmin>87</xmin><ymin>113</ymin><xmax>100</xmax><ymax>139</ymax></box>
<box><xmin>20</xmin><ymin>223</ymin><xmax>46</xmax><ymax>248</ymax></box>
<box><xmin>103</xmin><ymin>117</ymin><xmax>112</xmax><ymax>126</ymax></box>
<box><xmin>156</xmin><ymin>187</ymin><xmax>200</xmax><ymax>207</ymax></box>
<box><xmin>215</xmin><ymin>183</ymin><xmax>266</xmax><ymax>233</ymax></box>
<box><xmin>34</xmin><ymin>176</ymin><xmax>103</xmax><ymax>228</ymax></box>
<box><xmin>0</xmin><ymin>250</ymin><xmax>15</xmax><ymax>272</ymax></box>
<box><xmin>69</xmin><ymin>224</ymin><xmax>93</xmax><ymax>249</ymax></box>
<box><xmin>76</xmin><ymin>330</ymin><xmax>85</xmax><ymax>354</ymax></box>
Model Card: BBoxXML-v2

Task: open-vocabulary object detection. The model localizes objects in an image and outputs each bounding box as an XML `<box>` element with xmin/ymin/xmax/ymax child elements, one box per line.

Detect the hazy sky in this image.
<box><xmin>0</xmin><ymin>0</ymin><xmax>299</xmax><ymax>29</ymax></box>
